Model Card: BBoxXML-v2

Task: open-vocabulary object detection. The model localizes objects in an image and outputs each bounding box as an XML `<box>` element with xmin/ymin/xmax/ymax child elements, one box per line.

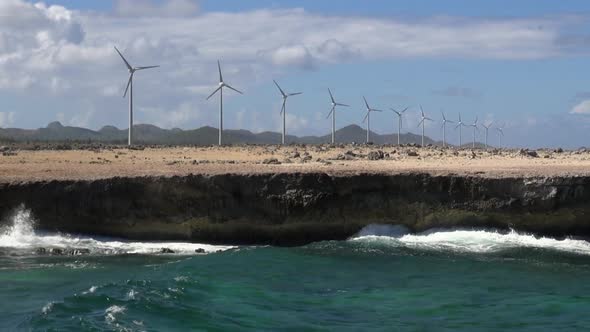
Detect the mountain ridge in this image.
<box><xmin>0</xmin><ymin>122</ymin><xmax>459</xmax><ymax>146</ymax></box>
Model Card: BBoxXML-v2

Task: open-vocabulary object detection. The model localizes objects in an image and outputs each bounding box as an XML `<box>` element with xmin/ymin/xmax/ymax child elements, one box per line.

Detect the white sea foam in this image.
<box><xmin>352</xmin><ymin>224</ymin><xmax>590</xmax><ymax>255</ymax></box>
<box><xmin>105</xmin><ymin>305</ymin><xmax>126</xmax><ymax>323</ymax></box>
<box><xmin>0</xmin><ymin>206</ymin><xmax>234</xmax><ymax>255</ymax></box>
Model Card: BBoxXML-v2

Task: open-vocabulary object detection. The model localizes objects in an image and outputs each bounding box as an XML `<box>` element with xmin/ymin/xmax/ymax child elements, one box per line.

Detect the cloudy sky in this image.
<box><xmin>2</xmin><ymin>0</ymin><xmax>590</xmax><ymax>147</ymax></box>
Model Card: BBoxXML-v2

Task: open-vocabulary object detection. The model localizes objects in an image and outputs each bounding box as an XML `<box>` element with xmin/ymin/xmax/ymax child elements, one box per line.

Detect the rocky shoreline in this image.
<box><xmin>1</xmin><ymin>172</ymin><xmax>589</xmax><ymax>246</ymax></box>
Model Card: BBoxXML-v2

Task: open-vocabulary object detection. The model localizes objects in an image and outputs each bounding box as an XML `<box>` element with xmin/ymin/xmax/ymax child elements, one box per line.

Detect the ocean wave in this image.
<box><xmin>0</xmin><ymin>206</ymin><xmax>234</xmax><ymax>256</ymax></box>
<box><xmin>351</xmin><ymin>224</ymin><xmax>590</xmax><ymax>255</ymax></box>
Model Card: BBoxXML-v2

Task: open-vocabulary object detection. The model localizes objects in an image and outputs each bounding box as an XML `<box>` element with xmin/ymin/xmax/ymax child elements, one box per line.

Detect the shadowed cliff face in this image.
<box><xmin>1</xmin><ymin>173</ymin><xmax>589</xmax><ymax>246</ymax></box>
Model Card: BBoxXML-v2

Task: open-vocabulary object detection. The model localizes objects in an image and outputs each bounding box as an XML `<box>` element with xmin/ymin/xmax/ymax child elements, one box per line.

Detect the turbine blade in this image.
<box><xmin>273</xmin><ymin>80</ymin><xmax>286</xmax><ymax>97</ymax></box>
<box><xmin>336</xmin><ymin>103</ymin><xmax>349</xmax><ymax>107</ymax></box>
<box><xmin>217</xmin><ymin>60</ymin><xmax>223</xmax><ymax>83</ymax></box>
<box><xmin>135</xmin><ymin>65</ymin><xmax>160</xmax><ymax>70</ymax></box>
<box><xmin>418</xmin><ymin>119</ymin><xmax>424</xmax><ymax>127</ymax></box>
<box><xmin>114</xmin><ymin>46</ymin><xmax>132</xmax><ymax>71</ymax></box>
<box><xmin>225</xmin><ymin>84</ymin><xmax>243</xmax><ymax>94</ymax></box>
<box><xmin>123</xmin><ymin>73</ymin><xmax>133</xmax><ymax>98</ymax></box>
<box><xmin>280</xmin><ymin>100</ymin><xmax>285</xmax><ymax>115</ymax></box>
<box><xmin>362</xmin><ymin>112</ymin><xmax>369</xmax><ymax>123</ymax></box>
<box><xmin>401</xmin><ymin>107</ymin><xmax>409</xmax><ymax>113</ymax></box>
<box><xmin>206</xmin><ymin>86</ymin><xmax>222</xmax><ymax>100</ymax></box>
<box><xmin>288</xmin><ymin>92</ymin><xmax>302</xmax><ymax>96</ymax></box>
<box><xmin>328</xmin><ymin>88</ymin><xmax>335</xmax><ymax>104</ymax></box>
<box><xmin>420</xmin><ymin>105</ymin><xmax>424</xmax><ymax>117</ymax></box>
<box><xmin>441</xmin><ymin>110</ymin><xmax>446</xmax><ymax>120</ymax></box>
<box><xmin>371</xmin><ymin>108</ymin><xmax>384</xmax><ymax>112</ymax></box>
<box><xmin>327</xmin><ymin>106</ymin><xmax>335</xmax><ymax>119</ymax></box>
<box><xmin>426</xmin><ymin>117</ymin><xmax>433</xmax><ymax>121</ymax></box>
<box><xmin>363</xmin><ymin>96</ymin><xmax>370</xmax><ymax>110</ymax></box>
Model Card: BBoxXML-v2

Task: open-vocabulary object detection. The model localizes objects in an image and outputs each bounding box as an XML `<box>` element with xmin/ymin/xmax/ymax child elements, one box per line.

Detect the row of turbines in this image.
<box><xmin>115</xmin><ymin>47</ymin><xmax>505</xmax><ymax>147</ymax></box>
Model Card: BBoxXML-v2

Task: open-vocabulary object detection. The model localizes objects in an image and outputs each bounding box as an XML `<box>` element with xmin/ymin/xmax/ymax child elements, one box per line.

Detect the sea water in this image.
<box><xmin>2</xmin><ymin>208</ymin><xmax>590</xmax><ymax>331</ymax></box>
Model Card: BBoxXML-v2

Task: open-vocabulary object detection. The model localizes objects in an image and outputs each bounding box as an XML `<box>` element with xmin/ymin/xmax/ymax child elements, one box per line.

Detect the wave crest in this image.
<box><xmin>0</xmin><ymin>206</ymin><xmax>234</xmax><ymax>255</ymax></box>
<box><xmin>352</xmin><ymin>224</ymin><xmax>590</xmax><ymax>255</ymax></box>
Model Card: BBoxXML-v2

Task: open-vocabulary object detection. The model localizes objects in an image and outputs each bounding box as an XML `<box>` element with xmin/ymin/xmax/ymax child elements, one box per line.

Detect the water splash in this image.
<box><xmin>352</xmin><ymin>224</ymin><xmax>590</xmax><ymax>255</ymax></box>
<box><xmin>0</xmin><ymin>206</ymin><xmax>234</xmax><ymax>255</ymax></box>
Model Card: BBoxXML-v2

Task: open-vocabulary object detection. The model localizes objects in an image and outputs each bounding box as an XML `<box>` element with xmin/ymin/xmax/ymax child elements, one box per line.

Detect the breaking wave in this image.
<box><xmin>351</xmin><ymin>224</ymin><xmax>590</xmax><ymax>255</ymax></box>
<box><xmin>0</xmin><ymin>206</ymin><xmax>234</xmax><ymax>255</ymax></box>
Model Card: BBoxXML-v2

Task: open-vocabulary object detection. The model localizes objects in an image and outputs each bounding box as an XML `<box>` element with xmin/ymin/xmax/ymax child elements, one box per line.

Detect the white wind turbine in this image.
<box><xmin>362</xmin><ymin>97</ymin><xmax>384</xmax><ymax>144</ymax></box>
<box><xmin>390</xmin><ymin>107</ymin><xmax>409</xmax><ymax>145</ymax></box>
<box><xmin>418</xmin><ymin>106</ymin><xmax>433</xmax><ymax>147</ymax></box>
<box><xmin>482</xmin><ymin>121</ymin><xmax>493</xmax><ymax>149</ymax></box>
<box><xmin>206</xmin><ymin>60</ymin><xmax>243</xmax><ymax>146</ymax></box>
<box><xmin>455</xmin><ymin>113</ymin><xmax>466</xmax><ymax>148</ymax></box>
<box><xmin>496</xmin><ymin>123</ymin><xmax>505</xmax><ymax>148</ymax></box>
<box><xmin>326</xmin><ymin>88</ymin><xmax>349</xmax><ymax>144</ymax></box>
<box><xmin>114</xmin><ymin>46</ymin><xmax>159</xmax><ymax>146</ymax></box>
<box><xmin>469</xmin><ymin>116</ymin><xmax>479</xmax><ymax>148</ymax></box>
<box><xmin>440</xmin><ymin>110</ymin><xmax>454</xmax><ymax>148</ymax></box>
<box><xmin>274</xmin><ymin>80</ymin><xmax>302</xmax><ymax>145</ymax></box>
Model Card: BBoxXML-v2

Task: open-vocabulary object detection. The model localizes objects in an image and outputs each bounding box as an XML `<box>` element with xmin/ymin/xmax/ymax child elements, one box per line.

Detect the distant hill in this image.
<box><xmin>0</xmin><ymin>122</ymin><xmax>445</xmax><ymax>146</ymax></box>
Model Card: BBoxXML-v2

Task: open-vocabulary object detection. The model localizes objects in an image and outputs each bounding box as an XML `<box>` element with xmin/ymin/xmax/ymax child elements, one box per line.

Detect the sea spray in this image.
<box><xmin>0</xmin><ymin>205</ymin><xmax>234</xmax><ymax>255</ymax></box>
<box><xmin>352</xmin><ymin>225</ymin><xmax>590</xmax><ymax>255</ymax></box>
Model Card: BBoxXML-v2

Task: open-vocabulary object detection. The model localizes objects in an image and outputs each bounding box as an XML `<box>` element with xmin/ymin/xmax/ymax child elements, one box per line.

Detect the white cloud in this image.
<box><xmin>114</xmin><ymin>0</ymin><xmax>200</xmax><ymax>18</ymax></box>
<box><xmin>139</xmin><ymin>102</ymin><xmax>202</xmax><ymax>128</ymax></box>
<box><xmin>0</xmin><ymin>0</ymin><xmax>586</xmax><ymax>133</ymax></box>
<box><xmin>570</xmin><ymin>99</ymin><xmax>590</xmax><ymax>114</ymax></box>
<box><xmin>0</xmin><ymin>112</ymin><xmax>15</xmax><ymax>127</ymax></box>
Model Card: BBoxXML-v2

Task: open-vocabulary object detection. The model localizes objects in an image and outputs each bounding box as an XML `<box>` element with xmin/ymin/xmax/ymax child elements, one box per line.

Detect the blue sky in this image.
<box><xmin>2</xmin><ymin>0</ymin><xmax>590</xmax><ymax>147</ymax></box>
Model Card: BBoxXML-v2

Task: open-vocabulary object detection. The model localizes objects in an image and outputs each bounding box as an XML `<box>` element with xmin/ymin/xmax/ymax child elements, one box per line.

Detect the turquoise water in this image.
<box><xmin>2</xmin><ymin>210</ymin><xmax>590</xmax><ymax>331</ymax></box>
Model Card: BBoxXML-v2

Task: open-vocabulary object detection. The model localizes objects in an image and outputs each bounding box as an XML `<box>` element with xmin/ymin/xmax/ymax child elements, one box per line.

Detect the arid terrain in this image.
<box><xmin>0</xmin><ymin>143</ymin><xmax>589</xmax><ymax>183</ymax></box>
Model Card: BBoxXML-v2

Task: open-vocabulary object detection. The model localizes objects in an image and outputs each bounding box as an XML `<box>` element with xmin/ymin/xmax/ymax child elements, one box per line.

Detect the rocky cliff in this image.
<box><xmin>1</xmin><ymin>173</ymin><xmax>589</xmax><ymax>245</ymax></box>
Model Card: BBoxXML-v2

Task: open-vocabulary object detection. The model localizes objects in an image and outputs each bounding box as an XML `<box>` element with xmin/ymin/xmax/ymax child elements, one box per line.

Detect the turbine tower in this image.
<box><xmin>455</xmin><ymin>113</ymin><xmax>466</xmax><ymax>148</ymax></box>
<box><xmin>273</xmin><ymin>80</ymin><xmax>302</xmax><ymax>145</ymax></box>
<box><xmin>469</xmin><ymin>116</ymin><xmax>479</xmax><ymax>148</ymax></box>
<box><xmin>114</xmin><ymin>46</ymin><xmax>159</xmax><ymax>146</ymax></box>
<box><xmin>417</xmin><ymin>106</ymin><xmax>433</xmax><ymax>147</ymax></box>
<box><xmin>496</xmin><ymin>123</ymin><xmax>505</xmax><ymax>148</ymax></box>
<box><xmin>206</xmin><ymin>60</ymin><xmax>243</xmax><ymax>146</ymax></box>
<box><xmin>482</xmin><ymin>121</ymin><xmax>493</xmax><ymax>149</ymax></box>
<box><xmin>362</xmin><ymin>97</ymin><xmax>384</xmax><ymax>144</ymax></box>
<box><xmin>326</xmin><ymin>88</ymin><xmax>349</xmax><ymax>144</ymax></box>
<box><xmin>440</xmin><ymin>111</ymin><xmax>454</xmax><ymax>148</ymax></box>
<box><xmin>390</xmin><ymin>107</ymin><xmax>409</xmax><ymax>145</ymax></box>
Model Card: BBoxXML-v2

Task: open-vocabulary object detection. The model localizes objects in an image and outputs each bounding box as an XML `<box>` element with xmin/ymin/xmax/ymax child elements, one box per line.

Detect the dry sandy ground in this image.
<box><xmin>1</xmin><ymin>145</ymin><xmax>590</xmax><ymax>183</ymax></box>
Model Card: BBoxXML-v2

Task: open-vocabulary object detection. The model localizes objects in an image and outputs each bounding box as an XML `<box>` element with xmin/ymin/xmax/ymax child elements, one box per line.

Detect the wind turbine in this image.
<box><xmin>440</xmin><ymin>111</ymin><xmax>454</xmax><ymax>148</ymax></box>
<box><xmin>273</xmin><ymin>80</ymin><xmax>302</xmax><ymax>145</ymax></box>
<box><xmin>390</xmin><ymin>107</ymin><xmax>409</xmax><ymax>145</ymax></box>
<box><xmin>114</xmin><ymin>46</ymin><xmax>159</xmax><ymax>146</ymax></box>
<box><xmin>362</xmin><ymin>97</ymin><xmax>384</xmax><ymax>144</ymax></box>
<box><xmin>326</xmin><ymin>88</ymin><xmax>349</xmax><ymax>144</ymax></box>
<box><xmin>482</xmin><ymin>121</ymin><xmax>493</xmax><ymax>149</ymax></box>
<box><xmin>206</xmin><ymin>60</ymin><xmax>243</xmax><ymax>146</ymax></box>
<box><xmin>417</xmin><ymin>106</ymin><xmax>433</xmax><ymax>147</ymax></box>
<box><xmin>469</xmin><ymin>116</ymin><xmax>479</xmax><ymax>148</ymax></box>
<box><xmin>496</xmin><ymin>123</ymin><xmax>505</xmax><ymax>148</ymax></box>
<box><xmin>455</xmin><ymin>113</ymin><xmax>466</xmax><ymax>148</ymax></box>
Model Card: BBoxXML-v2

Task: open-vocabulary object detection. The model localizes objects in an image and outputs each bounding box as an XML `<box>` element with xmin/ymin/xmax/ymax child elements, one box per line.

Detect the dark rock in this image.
<box><xmin>160</xmin><ymin>248</ymin><xmax>175</xmax><ymax>254</ymax></box>
<box><xmin>406</xmin><ymin>150</ymin><xmax>419</xmax><ymax>157</ymax></box>
<box><xmin>302</xmin><ymin>155</ymin><xmax>312</xmax><ymax>162</ymax></box>
<box><xmin>262</xmin><ymin>158</ymin><xmax>281</xmax><ymax>165</ymax></box>
<box><xmin>69</xmin><ymin>248</ymin><xmax>91</xmax><ymax>255</ymax></box>
<box><xmin>50</xmin><ymin>248</ymin><xmax>64</xmax><ymax>255</ymax></box>
<box><xmin>555</xmin><ymin>148</ymin><xmax>564</xmax><ymax>153</ymax></box>
<box><xmin>519</xmin><ymin>149</ymin><xmax>538</xmax><ymax>158</ymax></box>
<box><xmin>195</xmin><ymin>248</ymin><xmax>206</xmax><ymax>253</ymax></box>
<box><xmin>35</xmin><ymin>248</ymin><xmax>47</xmax><ymax>255</ymax></box>
<box><xmin>367</xmin><ymin>150</ymin><xmax>384</xmax><ymax>160</ymax></box>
